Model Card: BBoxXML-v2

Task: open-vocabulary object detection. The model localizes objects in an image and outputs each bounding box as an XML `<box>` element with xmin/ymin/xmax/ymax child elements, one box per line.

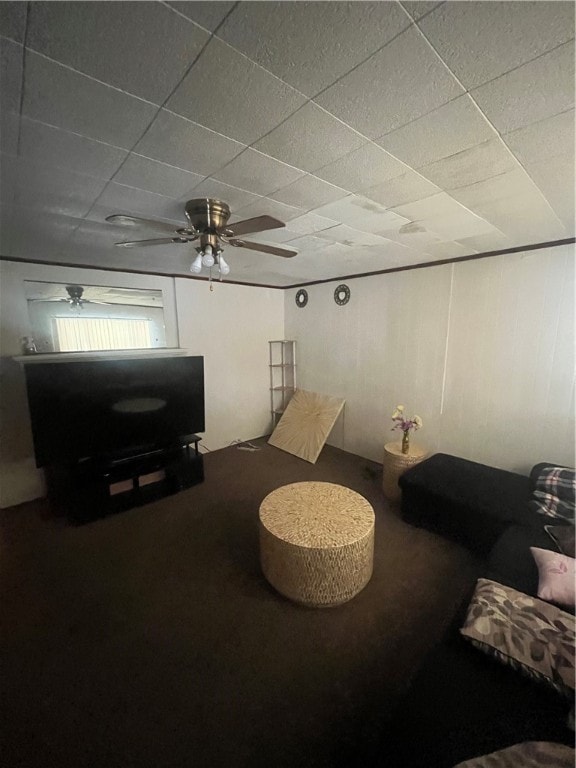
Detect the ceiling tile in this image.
<box><xmin>401</xmin><ymin>2</ymin><xmax>443</xmax><ymax>21</ymax></box>
<box><xmin>315</xmin><ymin>225</ymin><xmax>393</xmax><ymax>248</ymax></box>
<box><xmin>315</xmin><ymin>26</ymin><xmax>464</xmax><ymax>138</ymax></box>
<box><xmin>450</xmin><ymin>169</ymin><xmax>567</xmax><ymax>242</ymax></box>
<box><xmin>27</xmin><ymin>2</ymin><xmax>210</xmax><ymax>104</ymax></box>
<box><xmin>282</xmin><ymin>212</ymin><xmax>340</xmax><ymax>236</ymax></box>
<box><xmin>97</xmin><ymin>182</ymin><xmax>185</xmax><ymax>223</ymax></box>
<box><xmin>3</xmin><ymin>154</ymin><xmax>107</xmax><ymax>218</ymax></box>
<box><xmin>166</xmin><ymin>37</ymin><xmax>306</xmax><ymax>145</ymax></box>
<box><xmin>166</xmin><ymin>1</ymin><xmax>235</xmax><ymax>31</ymax></box>
<box><xmin>314</xmin><ymin>143</ymin><xmax>407</xmax><ymax>194</ymax></box>
<box><xmin>217</xmin><ymin>1</ymin><xmax>411</xmax><ymax>97</ymax></box>
<box><xmin>422</xmin><ymin>240</ymin><xmax>475</xmax><ymax>259</ymax></box>
<box><xmin>376</xmin><ymin>95</ymin><xmax>496</xmax><ymax>168</ymax></box>
<box><xmin>456</xmin><ymin>231</ymin><xmax>515</xmax><ymax>254</ymax></box>
<box><xmin>1</xmin><ymin>36</ymin><xmax>23</xmax><ymax>113</ymax></box>
<box><xmin>313</xmin><ymin>195</ymin><xmax>409</xmax><ymax>234</ymax></box>
<box><xmin>253</xmin><ymin>103</ymin><xmax>366</xmax><ymax>173</ymax></box>
<box><xmin>134</xmin><ymin>110</ymin><xmax>245</xmax><ymax>176</ymax></box>
<box><xmin>419</xmin><ymin>139</ymin><xmax>518</xmax><ymax>191</ymax></box>
<box><xmin>390</xmin><ymin>192</ymin><xmax>496</xmax><ymax>240</ymax></box>
<box><xmin>374</xmin><ymin>222</ymin><xmax>444</xmax><ymax>251</ymax></box>
<box><xmin>524</xmin><ymin>154</ymin><xmax>575</xmax><ymax>233</ymax></box>
<box><xmin>232</xmin><ymin>197</ymin><xmax>304</xmax><ymax>223</ymax></box>
<box><xmin>363</xmin><ymin>171</ymin><xmax>440</xmax><ymax>209</ymax></box>
<box><xmin>472</xmin><ymin>42</ymin><xmax>575</xmax><ymax>134</ymax></box>
<box><xmin>1</xmin><ymin>111</ymin><xmax>19</xmax><ymax>155</ymax></box>
<box><xmin>285</xmin><ymin>234</ymin><xmax>334</xmax><ymax>254</ymax></box>
<box><xmin>419</xmin><ymin>1</ymin><xmax>575</xmax><ymax>90</ymax></box>
<box><xmin>503</xmin><ymin>110</ymin><xmax>575</xmax><ymax>166</ymax></box>
<box><xmin>114</xmin><ymin>154</ymin><xmax>204</xmax><ymax>199</ymax></box>
<box><xmin>0</xmin><ymin>2</ymin><xmax>27</xmax><ymax>42</ymax></box>
<box><xmin>183</xmin><ymin>178</ymin><xmax>261</xmax><ymax>212</ymax></box>
<box><xmin>270</xmin><ymin>175</ymin><xmax>348</xmax><ymax>211</ymax></box>
<box><xmin>213</xmin><ymin>148</ymin><xmax>305</xmax><ymax>196</ymax></box>
<box><xmin>19</xmin><ymin>118</ymin><xmax>128</xmax><ymax>180</ymax></box>
<box><xmin>22</xmin><ymin>52</ymin><xmax>159</xmax><ymax>149</ymax></box>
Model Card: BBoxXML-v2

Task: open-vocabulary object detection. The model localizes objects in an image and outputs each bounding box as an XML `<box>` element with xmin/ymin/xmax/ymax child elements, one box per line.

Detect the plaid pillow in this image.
<box><xmin>530</xmin><ymin>467</ymin><xmax>575</xmax><ymax>524</ymax></box>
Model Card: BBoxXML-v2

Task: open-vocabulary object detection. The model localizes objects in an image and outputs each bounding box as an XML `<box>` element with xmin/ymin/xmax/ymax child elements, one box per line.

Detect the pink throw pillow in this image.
<box><xmin>530</xmin><ymin>547</ymin><xmax>576</xmax><ymax>607</ymax></box>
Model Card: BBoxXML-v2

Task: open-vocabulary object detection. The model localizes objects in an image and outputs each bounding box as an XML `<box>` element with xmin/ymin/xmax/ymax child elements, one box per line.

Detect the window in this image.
<box><xmin>53</xmin><ymin>316</ymin><xmax>154</xmax><ymax>352</ymax></box>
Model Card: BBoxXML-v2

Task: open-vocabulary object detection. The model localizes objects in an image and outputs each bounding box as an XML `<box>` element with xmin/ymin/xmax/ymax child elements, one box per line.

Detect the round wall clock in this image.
<box><xmin>334</xmin><ymin>284</ymin><xmax>350</xmax><ymax>306</ymax></box>
<box><xmin>295</xmin><ymin>289</ymin><xmax>308</xmax><ymax>308</ymax></box>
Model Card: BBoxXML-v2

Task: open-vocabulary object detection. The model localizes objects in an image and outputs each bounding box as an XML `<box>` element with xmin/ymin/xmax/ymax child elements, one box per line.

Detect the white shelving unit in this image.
<box><xmin>269</xmin><ymin>340</ymin><xmax>296</xmax><ymax>427</ymax></box>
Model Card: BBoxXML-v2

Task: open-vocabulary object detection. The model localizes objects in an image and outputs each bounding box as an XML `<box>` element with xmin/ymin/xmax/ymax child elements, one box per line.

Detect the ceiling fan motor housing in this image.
<box><xmin>185</xmin><ymin>199</ymin><xmax>231</xmax><ymax>233</ymax></box>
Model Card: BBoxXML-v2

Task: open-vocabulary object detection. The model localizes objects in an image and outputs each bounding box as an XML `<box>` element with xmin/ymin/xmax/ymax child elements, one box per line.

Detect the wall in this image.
<box><xmin>175</xmin><ymin>277</ymin><xmax>284</xmax><ymax>451</ymax></box>
<box><xmin>285</xmin><ymin>244</ymin><xmax>575</xmax><ymax>474</ymax></box>
<box><xmin>0</xmin><ymin>260</ymin><xmax>284</xmax><ymax>507</ymax></box>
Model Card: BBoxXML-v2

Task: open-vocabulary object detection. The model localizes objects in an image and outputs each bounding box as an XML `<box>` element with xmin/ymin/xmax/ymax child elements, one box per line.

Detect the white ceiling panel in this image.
<box><xmin>419</xmin><ymin>139</ymin><xmax>519</xmax><ymax>191</ymax></box>
<box><xmin>270</xmin><ymin>175</ymin><xmax>348</xmax><ymax>211</ymax></box>
<box><xmin>450</xmin><ymin>169</ymin><xmax>568</xmax><ymax>242</ymax></box>
<box><xmin>216</xmin><ymin>1</ymin><xmax>411</xmax><ymax>97</ymax></box>
<box><xmin>253</xmin><ymin>102</ymin><xmax>366</xmax><ymax>173</ymax></box>
<box><xmin>166</xmin><ymin>37</ymin><xmax>306</xmax><ymax>145</ymax></box>
<box><xmin>376</xmin><ymin>95</ymin><xmax>496</xmax><ymax>169</ymax></box>
<box><xmin>0</xmin><ymin>2</ymin><xmax>26</xmax><ymax>42</ymax></box>
<box><xmin>418</xmin><ymin>1</ymin><xmax>575</xmax><ymax>90</ymax></box>
<box><xmin>471</xmin><ymin>42</ymin><xmax>575</xmax><ymax>134</ymax></box>
<box><xmin>314</xmin><ymin>195</ymin><xmax>409</xmax><ymax>234</ymax></box>
<box><xmin>314</xmin><ymin>143</ymin><xmax>407</xmax><ymax>194</ymax></box>
<box><xmin>133</xmin><ymin>109</ymin><xmax>245</xmax><ymax>175</ymax></box>
<box><xmin>22</xmin><ymin>52</ymin><xmax>159</xmax><ymax>149</ymax></box>
<box><xmin>213</xmin><ymin>148</ymin><xmax>305</xmax><ymax>197</ymax></box>
<box><xmin>19</xmin><ymin>118</ymin><xmax>128</xmax><ymax>180</ymax></box>
<box><xmin>363</xmin><ymin>171</ymin><xmax>441</xmax><ymax>209</ymax></box>
<box><xmin>0</xmin><ymin>2</ymin><xmax>573</xmax><ymax>287</ymax></box>
<box><xmin>315</xmin><ymin>26</ymin><xmax>464</xmax><ymax>138</ymax></box>
<box><xmin>113</xmin><ymin>155</ymin><xmax>205</xmax><ymax>199</ymax></box>
<box><xmin>165</xmin><ymin>2</ymin><xmax>235</xmax><ymax>32</ymax></box>
<box><xmin>503</xmin><ymin>110</ymin><xmax>575</xmax><ymax>166</ymax></box>
<box><xmin>26</xmin><ymin>2</ymin><xmax>210</xmax><ymax>105</ymax></box>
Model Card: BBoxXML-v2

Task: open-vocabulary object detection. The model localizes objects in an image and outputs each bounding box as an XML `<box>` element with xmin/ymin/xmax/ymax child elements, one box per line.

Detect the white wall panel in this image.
<box><xmin>175</xmin><ymin>278</ymin><xmax>284</xmax><ymax>452</ymax></box>
<box><xmin>285</xmin><ymin>244</ymin><xmax>575</xmax><ymax>472</ymax></box>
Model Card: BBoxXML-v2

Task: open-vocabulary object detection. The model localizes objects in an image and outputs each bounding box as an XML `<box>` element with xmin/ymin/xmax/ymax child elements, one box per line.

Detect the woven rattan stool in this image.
<box><xmin>259</xmin><ymin>481</ymin><xmax>375</xmax><ymax>608</ymax></box>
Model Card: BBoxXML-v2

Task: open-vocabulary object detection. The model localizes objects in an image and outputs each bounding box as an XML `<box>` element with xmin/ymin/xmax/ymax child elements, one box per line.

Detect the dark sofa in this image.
<box><xmin>377</xmin><ymin>453</ymin><xmax>574</xmax><ymax>768</ymax></box>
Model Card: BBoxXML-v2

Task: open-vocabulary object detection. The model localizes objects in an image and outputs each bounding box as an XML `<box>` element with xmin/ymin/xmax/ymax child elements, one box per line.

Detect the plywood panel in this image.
<box><xmin>268</xmin><ymin>389</ymin><xmax>345</xmax><ymax>463</ymax></box>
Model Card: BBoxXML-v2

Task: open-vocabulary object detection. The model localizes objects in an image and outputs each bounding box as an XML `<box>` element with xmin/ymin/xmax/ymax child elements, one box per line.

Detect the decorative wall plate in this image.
<box><xmin>334</xmin><ymin>284</ymin><xmax>350</xmax><ymax>306</ymax></box>
<box><xmin>295</xmin><ymin>289</ymin><xmax>308</xmax><ymax>308</ymax></box>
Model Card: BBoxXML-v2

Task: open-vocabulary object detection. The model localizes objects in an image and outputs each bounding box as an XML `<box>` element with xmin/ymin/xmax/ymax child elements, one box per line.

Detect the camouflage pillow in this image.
<box><xmin>460</xmin><ymin>579</ymin><xmax>575</xmax><ymax>698</ymax></box>
<box><xmin>453</xmin><ymin>741</ymin><xmax>574</xmax><ymax>768</ymax></box>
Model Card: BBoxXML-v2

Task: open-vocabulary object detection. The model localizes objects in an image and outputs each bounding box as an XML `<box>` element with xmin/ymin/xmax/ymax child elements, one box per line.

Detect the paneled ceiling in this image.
<box><xmin>0</xmin><ymin>1</ymin><xmax>574</xmax><ymax>287</ymax></box>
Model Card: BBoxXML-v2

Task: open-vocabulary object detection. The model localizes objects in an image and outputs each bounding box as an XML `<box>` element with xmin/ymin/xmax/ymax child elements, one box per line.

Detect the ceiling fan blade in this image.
<box><xmin>115</xmin><ymin>237</ymin><xmax>193</xmax><ymax>248</ymax></box>
<box><xmin>220</xmin><ymin>215</ymin><xmax>285</xmax><ymax>238</ymax></box>
<box><xmin>105</xmin><ymin>214</ymin><xmax>182</xmax><ymax>235</ymax></box>
<box><xmin>229</xmin><ymin>239</ymin><xmax>297</xmax><ymax>258</ymax></box>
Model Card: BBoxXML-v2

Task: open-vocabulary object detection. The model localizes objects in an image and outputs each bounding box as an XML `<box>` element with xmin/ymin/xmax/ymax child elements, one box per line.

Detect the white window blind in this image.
<box><xmin>53</xmin><ymin>316</ymin><xmax>153</xmax><ymax>352</ymax></box>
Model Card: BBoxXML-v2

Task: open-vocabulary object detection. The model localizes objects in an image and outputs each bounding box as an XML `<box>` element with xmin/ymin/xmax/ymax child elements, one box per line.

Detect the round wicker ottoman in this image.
<box><xmin>259</xmin><ymin>481</ymin><xmax>375</xmax><ymax>608</ymax></box>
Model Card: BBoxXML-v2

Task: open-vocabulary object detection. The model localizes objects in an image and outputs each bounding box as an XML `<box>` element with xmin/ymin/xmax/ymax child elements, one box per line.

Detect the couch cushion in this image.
<box><xmin>460</xmin><ymin>579</ymin><xmax>575</xmax><ymax>698</ymax></box>
<box><xmin>453</xmin><ymin>741</ymin><xmax>575</xmax><ymax>768</ymax></box>
<box><xmin>545</xmin><ymin>524</ymin><xmax>576</xmax><ymax>557</ymax></box>
<box><xmin>487</xmin><ymin>525</ymin><xmax>558</xmax><ymax>597</ymax></box>
<box><xmin>399</xmin><ymin>453</ymin><xmax>540</xmax><ymax>556</ymax></box>
<box><xmin>531</xmin><ymin>548</ymin><xmax>576</xmax><ymax>609</ymax></box>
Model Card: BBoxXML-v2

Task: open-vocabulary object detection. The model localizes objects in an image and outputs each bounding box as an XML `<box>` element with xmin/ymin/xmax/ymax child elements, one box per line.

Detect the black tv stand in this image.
<box><xmin>46</xmin><ymin>435</ymin><xmax>204</xmax><ymax>523</ymax></box>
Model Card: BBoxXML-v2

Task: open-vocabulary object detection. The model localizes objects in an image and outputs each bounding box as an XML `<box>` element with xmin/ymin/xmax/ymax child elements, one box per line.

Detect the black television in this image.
<box><xmin>24</xmin><ymin>356</ymin><xmax>205</xmax><ymax>467</ymax></box>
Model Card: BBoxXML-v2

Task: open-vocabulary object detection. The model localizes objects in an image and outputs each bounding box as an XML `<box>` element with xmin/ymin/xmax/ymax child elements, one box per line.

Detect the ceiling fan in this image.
<box><xmin>106</xmin><ymin>198</ymin><xmax>297</xmax><ymax>278</ymax></box>
<box><xmin>29</xmin><ymin>285</ymin><xmax>111</xmax><ymax>309</ymax></box>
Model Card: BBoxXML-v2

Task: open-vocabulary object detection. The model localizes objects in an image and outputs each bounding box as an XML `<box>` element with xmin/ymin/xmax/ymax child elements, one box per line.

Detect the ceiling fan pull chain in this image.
<box><xmin>209</xmin><ymin>266</ymin><xmax>214</xmax><ymax>292</ymax></box>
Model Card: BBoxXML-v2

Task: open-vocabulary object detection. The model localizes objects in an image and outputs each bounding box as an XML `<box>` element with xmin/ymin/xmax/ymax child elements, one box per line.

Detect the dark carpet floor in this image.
<box><xmin>0</xmin><ymin>439</ymin><xmax>480</xmax><ymax>768</ymax></box>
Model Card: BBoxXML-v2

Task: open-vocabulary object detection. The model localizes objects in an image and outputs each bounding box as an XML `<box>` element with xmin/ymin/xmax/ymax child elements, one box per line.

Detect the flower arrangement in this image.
<box><xmin>391</xmin><ymin>405</ymin><xmax>422</xmax><ymax>454</ymax></box>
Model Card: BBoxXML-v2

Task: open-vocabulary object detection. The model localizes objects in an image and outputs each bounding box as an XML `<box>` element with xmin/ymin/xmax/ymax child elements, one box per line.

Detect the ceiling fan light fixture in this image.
<box><xmin>219</xmin><ymin>254</ymin><xmax>230</xmax><ymax>276</ymax></box>
<box><xmin>190</xmin><ymin>253</ymin><xmax>203</xmax><ymax>273</ymax></box>
<box><xmin>201</xmin><ymin>244</ymin><xmax>215</xmax><ymax>268</ymax></box>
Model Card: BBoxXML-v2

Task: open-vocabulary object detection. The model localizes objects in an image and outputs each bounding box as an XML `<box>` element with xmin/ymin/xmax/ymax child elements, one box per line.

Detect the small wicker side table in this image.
<box><xmin>382</xmin><ymin>442</ymin><xmax>427</xmax><ymax>503</ymax></box>
<box><xmin>259</xmin><ymin>481</ymin><xmax>375</xmax><ymax>608</ymax></box>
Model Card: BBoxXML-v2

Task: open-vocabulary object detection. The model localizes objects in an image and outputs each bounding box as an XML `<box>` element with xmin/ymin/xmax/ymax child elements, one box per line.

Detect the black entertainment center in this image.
<box><xmin>23</xmin><ymin>355</ymin><xmax>205</xmax><ymax>522</ymax></box>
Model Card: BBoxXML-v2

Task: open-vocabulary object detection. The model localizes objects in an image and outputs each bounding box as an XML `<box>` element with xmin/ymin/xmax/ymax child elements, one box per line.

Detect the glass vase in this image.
<box><xmin>402</xmin><ymin>430</ymin><xmax>410</xmax><ymax>455</ymax></box>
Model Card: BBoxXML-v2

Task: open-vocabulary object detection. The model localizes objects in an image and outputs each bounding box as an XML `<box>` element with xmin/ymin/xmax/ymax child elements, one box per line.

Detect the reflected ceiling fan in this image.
<box><xmin>106</xmin><ymin>198</ymin><xmax>297</xmax><ymax>279</ymax></box>
<box><xmin>29</xmin><ymin>285</ymin><xmax>111</xmax><ymax>309</ymax></box>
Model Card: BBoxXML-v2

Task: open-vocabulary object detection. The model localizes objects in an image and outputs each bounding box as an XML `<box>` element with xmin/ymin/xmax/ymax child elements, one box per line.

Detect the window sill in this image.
<box><xmin>13</xmin><ymin>348</ymin><xmax>187</xmax><ymax>364</ymax></box>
